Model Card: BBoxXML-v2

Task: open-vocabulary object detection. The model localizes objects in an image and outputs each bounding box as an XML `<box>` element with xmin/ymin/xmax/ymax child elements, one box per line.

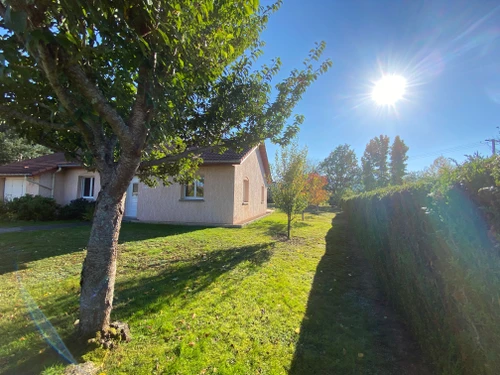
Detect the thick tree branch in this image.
<box><xmin>37</xmin><ymin>44</ymin><xmax>78</xmax><ymax>114</ymax></box>
<box><xmin>0</xmin><ymin>105</ymin><xmax>69</xmax><ymax>130</ymax></box>
<box><xmin>64</xmin><ymin>62</ymin><xmax>132</xmax><ymax>145</ymax></box>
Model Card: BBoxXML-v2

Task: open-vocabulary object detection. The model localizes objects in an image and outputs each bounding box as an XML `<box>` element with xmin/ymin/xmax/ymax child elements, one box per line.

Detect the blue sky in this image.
<box><xmin>260</xmin><ymin>0</ymin><xmax>500</xmax><ymax>171</ymax></box>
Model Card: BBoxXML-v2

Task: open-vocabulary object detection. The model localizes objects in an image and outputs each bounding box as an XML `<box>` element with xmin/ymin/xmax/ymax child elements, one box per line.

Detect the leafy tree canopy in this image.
<box><xmin>305</xmin><ymin>172</ymin><xmax>329</xmax><ymax>208</ymax></box>
<box><xmin>0</xmin><ymin>123</ymin><xmax>50</xmax><ymax>165</ymax></box>
<box><xmin>320</xmin><ymin>144</ymin><xmax>361</xmax><ymax>205</ymax></box>
<box><xmin>0</xmin><ymin>0</ymin><xmax>331</xmax><ymax>185</ymax></box>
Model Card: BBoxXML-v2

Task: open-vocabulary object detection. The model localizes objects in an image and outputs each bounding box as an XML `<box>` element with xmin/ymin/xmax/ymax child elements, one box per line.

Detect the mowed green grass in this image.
<box><xmin>0</xmin><ymin>212</ymin><xmax>383</xmax><ymax>375</ymax></box>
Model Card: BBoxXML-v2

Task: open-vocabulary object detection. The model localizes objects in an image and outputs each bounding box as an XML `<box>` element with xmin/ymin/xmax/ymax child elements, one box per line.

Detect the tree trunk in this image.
<box><xmin>287</xmin><ymin>213</ymin><xmax>292</xmax><ymax>240</ymax></box>
<box><xmin>78</xmin><ymin>188</ymin><xmax>126</xmax><ymax>339</ymax></box>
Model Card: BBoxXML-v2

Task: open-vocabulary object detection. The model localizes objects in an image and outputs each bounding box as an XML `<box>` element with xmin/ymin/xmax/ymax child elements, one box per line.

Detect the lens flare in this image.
<box><xmin>16</xmin><ymin>264</ymin><xmax>77</xmax><ymax>365</ymax></box>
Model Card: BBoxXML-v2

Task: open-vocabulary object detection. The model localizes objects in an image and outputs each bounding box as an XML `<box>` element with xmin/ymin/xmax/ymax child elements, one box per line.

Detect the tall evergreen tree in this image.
<box><xmin>390</xmin><ymin>136</ymin><xmax>409</xmax><ymax>185</ymax></box>
<box><xmin>362</xmin><ymin>135</ymin><xmax>390</xmax><ymax>190</ymax></box>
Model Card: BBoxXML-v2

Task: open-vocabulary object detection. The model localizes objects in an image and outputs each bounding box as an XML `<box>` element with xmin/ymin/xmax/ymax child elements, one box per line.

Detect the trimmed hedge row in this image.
<box><xmin>343</xmin><ymin>157</ymin><xmax>500</xmax><ymax>374</ymax></box>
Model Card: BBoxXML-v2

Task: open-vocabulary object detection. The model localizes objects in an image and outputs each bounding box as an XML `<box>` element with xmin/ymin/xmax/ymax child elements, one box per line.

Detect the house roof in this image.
<box><xmin>0</xmin><ymin>145</ymin><xmax>271</xmax><ymax>178</ymax></box>
<box><xmin>0</xmin><ymin>153</ymin><xmax>74</xmax><ymax>176</ymax></box>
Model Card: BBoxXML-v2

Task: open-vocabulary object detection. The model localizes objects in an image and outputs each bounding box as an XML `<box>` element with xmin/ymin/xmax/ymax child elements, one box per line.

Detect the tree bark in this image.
<box><xmin>78</xmin><ymin>186</ymin><xmax>126</xmax><ymax>339</ymax></box>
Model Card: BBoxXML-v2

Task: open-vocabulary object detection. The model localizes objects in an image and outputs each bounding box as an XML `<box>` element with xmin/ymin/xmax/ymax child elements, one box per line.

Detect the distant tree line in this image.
<box><xmin>319</xmin><ymin>135</ymin><xmax>410</xmax><ymax>206</ymax></box>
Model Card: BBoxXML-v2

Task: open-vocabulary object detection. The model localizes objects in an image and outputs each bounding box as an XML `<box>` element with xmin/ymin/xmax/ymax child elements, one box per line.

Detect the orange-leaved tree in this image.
<box><xmin>305</xmin><ymin>173</ymin><xmax>329</xmax><ymax>210</ymax></box>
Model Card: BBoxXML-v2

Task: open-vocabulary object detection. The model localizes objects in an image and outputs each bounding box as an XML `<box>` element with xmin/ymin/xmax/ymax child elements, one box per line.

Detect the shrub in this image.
<box><xmin>0</xmin><ymin>200</ymin><xmax>15</xmax><ymax>221</ymax></box>
<box><xmin>7</xmin><ymin>195</ymin><xmax>60</xmax><ymax>221</ymax></box>
<box><xmin>342</xmin><ymin>156</ymin><xmax>500</xmax><ymax>374</ymax></box>
<box><xmin>58</xmin><ymin>198</ymin><xmax>96</xmax><ymax>221</ymax></box>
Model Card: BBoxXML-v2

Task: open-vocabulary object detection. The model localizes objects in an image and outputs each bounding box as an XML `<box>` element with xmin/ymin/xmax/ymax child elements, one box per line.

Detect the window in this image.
<box><xmin>132</xmin><ymin>183</ymin><xmax>139</xmax><ymax>196</ymax></box>
<box><xmin>243</xmin><ymin>178</ymin><xmax>249</xmax><ymax>204</ymax></box>
<box><xmin>81</xmin><ymin>177</ymin><xmax>95</xmax><ymax>199</ymax></box>
<box><xmin>183</xmin><ymin>177</ymin><xmax>204</xmax><ymax>200</ymax></box>
<box><xmin>261</xmin><ymin>185</ymin><xmax>265</xmax><ymax>204</ymax></box>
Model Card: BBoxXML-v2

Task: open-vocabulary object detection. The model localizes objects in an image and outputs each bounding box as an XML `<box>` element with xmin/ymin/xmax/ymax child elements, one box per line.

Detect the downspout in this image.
<box><xmin>51</xmin><ymin>167</ymin><xmax>62</xmax><ymax>198</ymax></box>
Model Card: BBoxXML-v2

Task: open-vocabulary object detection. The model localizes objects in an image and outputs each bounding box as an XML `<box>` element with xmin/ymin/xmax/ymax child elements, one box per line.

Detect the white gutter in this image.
<box><xmin>51</xmin><ymin>167</ymin><xmax>63</xmax><ymax>198</ymax></box>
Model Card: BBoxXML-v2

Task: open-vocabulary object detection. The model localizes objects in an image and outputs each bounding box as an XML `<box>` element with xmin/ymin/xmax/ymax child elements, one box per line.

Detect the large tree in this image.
<box><xmin>319</xmin><ymin>144</ymin><xmax>361</xmax><ymax>206</ymax></box>
<box><xmin>0</xmin><ymin>1</ymin><xmax>331</xmax><ymax>338</ymax></box>
<box><xmin>362</xmin><ymin>135</ymin><xmax>390</xmax><ymax>190</ymax></box>
<box><xmin>271</xmin><ymin>143</ymin><xmax>308</xmax><ymax>239</ymax></box>
<box><xmin>390</xmin><ymin>135</ymin><xmax>409</xmax><ymax>185</ymax></box>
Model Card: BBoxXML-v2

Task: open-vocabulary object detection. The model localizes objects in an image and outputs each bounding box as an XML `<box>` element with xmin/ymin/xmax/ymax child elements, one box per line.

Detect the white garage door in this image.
<box><xmin>4</xmin><ymin>178</ymin><xmax>25</xmax><ymax>201</ymax></box>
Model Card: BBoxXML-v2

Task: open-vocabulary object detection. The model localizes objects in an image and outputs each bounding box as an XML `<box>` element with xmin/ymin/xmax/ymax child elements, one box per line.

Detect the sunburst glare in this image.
<box><xmin>371</xmin><ymin>75</ymin><xmax>407</xmax><ymax>106</ymax></box>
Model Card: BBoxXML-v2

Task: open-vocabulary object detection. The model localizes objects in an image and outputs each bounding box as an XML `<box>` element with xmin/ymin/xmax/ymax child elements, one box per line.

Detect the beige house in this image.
<box><xmin>0</xmin><ymin>145</ymin><xmax>271</xmax><ymax>226</ymax></box>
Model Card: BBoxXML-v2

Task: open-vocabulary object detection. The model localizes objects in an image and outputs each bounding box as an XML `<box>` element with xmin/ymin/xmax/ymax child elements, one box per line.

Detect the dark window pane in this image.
<box><xmin>132</xmin><ymin>183</ymin><xmax>139</xmax><ymax>195</ymax></box>
<box><xmin>185</xmin><ymin>184</ymin><xmax>194</xmax><ymax>197</ymax></box>
<box><xmin>83</xmin><ymin>178</ymin><xmax>91</xmax><ymax>197</ymax></box>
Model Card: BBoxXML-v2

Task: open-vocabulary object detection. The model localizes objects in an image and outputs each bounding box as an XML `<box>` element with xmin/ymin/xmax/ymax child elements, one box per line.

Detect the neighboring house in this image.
<box><xmin>0</xmin><ymin>145</ymin><xmax>271</xmax><ymax>226</ymax></box>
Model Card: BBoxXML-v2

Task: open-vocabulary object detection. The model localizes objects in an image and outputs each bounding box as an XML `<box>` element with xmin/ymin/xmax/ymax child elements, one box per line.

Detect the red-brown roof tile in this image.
<box><xmin>0</xmin><ymin>153</ymin><xmax>73</xmax><ymax>176</ymax></box>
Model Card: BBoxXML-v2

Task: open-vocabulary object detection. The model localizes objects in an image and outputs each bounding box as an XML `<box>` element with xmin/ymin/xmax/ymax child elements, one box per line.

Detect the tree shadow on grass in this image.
<box><xmin>112</xmin><ymin>242</ymin><xmax>273</xmax><ymax>319</ymax></box>
<box><xmin>265</xmin><ymin>221</ymin><xmax>311</xmax><ymax>238</ymax></box>
<box><xmin>0</xmin><ymin>223</ymin><xmax>205</xmax><ymax>275</ymax></box>
<box><xmin>289</xmin><ymin>214</ymin><xmax>432</xmax><ymax>375</ymax></box>
<box><xmin>289</xmin><ymin>214</ymin><xmax>380</xmax><ymax>375</ymax></box>
<box><xmin>1</xmin><ymin>242</ymin><xmax>273</xmax><ymax>375</ymax></box>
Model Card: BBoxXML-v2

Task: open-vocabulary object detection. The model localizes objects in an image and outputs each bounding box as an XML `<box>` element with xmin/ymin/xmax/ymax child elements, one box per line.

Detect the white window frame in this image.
<box><xmin>183</xmin><ymin>177</ymin><xmax>204</xmax><ymax>200</ymax></box>
<box><xmin>81</xmin><ymin>177</ymin><xmax>95</xmax><ymax>199</ymax></box>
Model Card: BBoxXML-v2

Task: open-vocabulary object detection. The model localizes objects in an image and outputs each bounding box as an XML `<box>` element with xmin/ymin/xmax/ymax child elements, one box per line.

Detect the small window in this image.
<box><xmin>132</xmin><ymin>183</ymin><xmax>139</xmax><ymax>196</ymax></box>
<box><xmin>261</xmin><ymin>185</ymin><xmax>265</xmax><ymax>204</ymax></box>
<box><xmin>243</xmin><ymin>178</ymin><xmax>249</xmax><ymax>203</ymax></box>
<box><xmin>183</xmin><ymin>177</ymin><xmax>204</xmax><ymax>199</ymax></box>
<box><xmin>81</xmin><ymin>177</ymin><xmax>95</xmax><ymax>199</ymax></box>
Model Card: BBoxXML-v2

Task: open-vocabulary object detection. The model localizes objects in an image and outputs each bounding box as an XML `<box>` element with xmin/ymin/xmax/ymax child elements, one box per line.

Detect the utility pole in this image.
<box><xmin>486</xmin><ymin>139</ymin><xmax>496</xmax><ymax>155</ymax></box>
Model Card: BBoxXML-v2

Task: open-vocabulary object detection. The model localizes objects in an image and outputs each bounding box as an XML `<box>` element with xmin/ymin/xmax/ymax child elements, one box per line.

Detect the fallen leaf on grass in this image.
<box><xmin>358</xmin><ymin>353</ymin><xmax>364</xmax><ymax>358</ymax></box>
<box><xmin>294</xmin><ymin>327</ymin><xmax>300</xmax><ymax>334</ymax></box>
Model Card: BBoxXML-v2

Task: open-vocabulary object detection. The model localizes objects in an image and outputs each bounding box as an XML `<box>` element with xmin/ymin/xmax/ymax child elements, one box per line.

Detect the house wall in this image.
<box><xmin>26</xmin><ymin>177</ymin><xmax>39</xmax><ymax>196</ymax></box>
<box><xmin>37</xmin><ymin>172</ymin><xmax>54</xmax><ymax>198</ymax></box>
<box><xmin>232</xmin><ymin>148</ymin><xmax>268</xmax><ymax>224</ymax></box>
<box><xmin>137</xmin><ymin>165</ymin><xmax>235</xmax><ymax>224</ymax></box>
<box><xmin>53</xmin><ymin>168</ymin><xmax>101</xmax><ymax>206</ymax></box>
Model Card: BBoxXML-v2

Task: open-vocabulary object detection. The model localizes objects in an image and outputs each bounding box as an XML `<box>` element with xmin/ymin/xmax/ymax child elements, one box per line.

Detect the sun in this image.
<box><xmin>372</xmin><ymin>75</ymin><xmax>407</xmax><ymax>106</ymax></box>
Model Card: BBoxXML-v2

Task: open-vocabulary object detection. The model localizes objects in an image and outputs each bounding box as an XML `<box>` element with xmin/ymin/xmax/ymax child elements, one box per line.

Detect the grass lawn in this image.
<box><xmin>0</xmin><ymin>211</ymin><xmax>392</xmax><ymax>375</ymax></box>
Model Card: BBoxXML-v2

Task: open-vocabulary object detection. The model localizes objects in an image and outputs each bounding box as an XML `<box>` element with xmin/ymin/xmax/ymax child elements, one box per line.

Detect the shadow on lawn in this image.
<box><xmin>113</xmin><ymin>242</ymin><xmax>273</xmax><ymax>318</ymax></box>
<box><xmin>289</xmin><ymin>214</ymin><xmax>353</xmax><ymax>374</ymax></box>
<box><xmin>265</xmin><ymin>220</ymin><xmax>311</xmax><ymax>238</ymax></box>
<box><xmin>289</xmin><ymin>214</ymin><xmax>432</xmax><ymax>375</ymax></box>
<box><xmin>2</xmin><ymin>242</ymin><xmax>273</xmax><ymax>375</ymax></box>
<box><xmin>0</xmin><ymin>223</ymin><xmax>205</xmax><ymax>275</ymax></box>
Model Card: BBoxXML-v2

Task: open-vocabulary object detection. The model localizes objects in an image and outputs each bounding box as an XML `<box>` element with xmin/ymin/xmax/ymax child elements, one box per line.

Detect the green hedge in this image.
<box><xmin>343</xmin><ymin>156</ymin><xmax>500</xmax><ymax>374</ymax></box>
